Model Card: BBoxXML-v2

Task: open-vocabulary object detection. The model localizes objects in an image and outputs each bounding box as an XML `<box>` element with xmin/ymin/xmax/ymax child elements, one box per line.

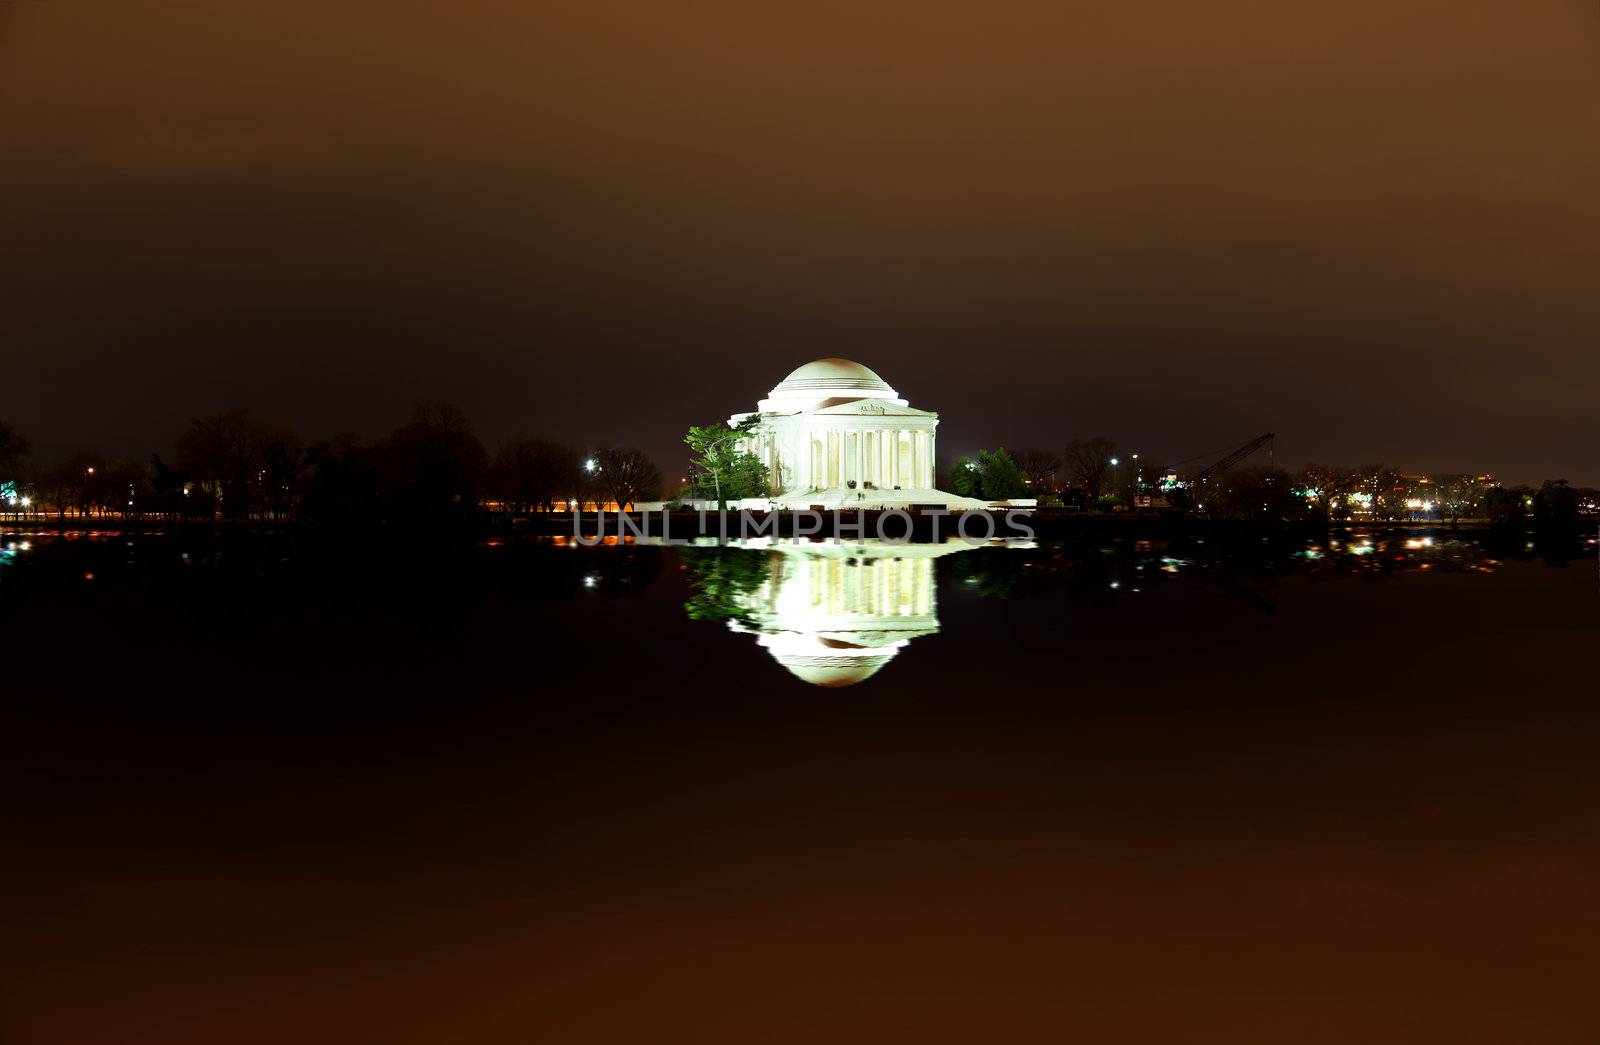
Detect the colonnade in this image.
<box><xmin>806</xmin><ymin>425</ymin><xmax>934</xmax><ymax>489</ymax></box>
<box><xmin>746</xmin><ymin>427</ymin><xmax>936</xmax><ymax>493</ymax></box>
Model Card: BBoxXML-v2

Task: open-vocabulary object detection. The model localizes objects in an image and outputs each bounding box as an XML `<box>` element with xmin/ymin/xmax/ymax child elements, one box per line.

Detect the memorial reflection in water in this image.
<box><xmin>677</xmin><ymin>539</ymin><xmax>979</xmax><ymax>687</ymax></box>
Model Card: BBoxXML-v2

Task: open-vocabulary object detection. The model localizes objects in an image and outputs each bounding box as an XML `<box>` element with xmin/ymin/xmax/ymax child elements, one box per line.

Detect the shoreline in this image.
<box><xmin>4</xmin><ymin>510</ymin><xmax>1590</xmax><ymax>540</ymax></box>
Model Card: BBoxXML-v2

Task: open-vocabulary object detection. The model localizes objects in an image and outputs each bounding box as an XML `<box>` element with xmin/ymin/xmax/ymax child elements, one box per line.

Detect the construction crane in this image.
<box><xmin>1190</xmin><ymin>432</ymin><xmax>1275</xmax><ymax>485</ymax></box>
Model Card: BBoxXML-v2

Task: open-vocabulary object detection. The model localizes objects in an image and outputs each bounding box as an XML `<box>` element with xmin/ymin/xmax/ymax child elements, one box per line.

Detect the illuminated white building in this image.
<box><xmin>730</xmin><ymin>358</ymin><xmax>993</xmax><ymax>510</ymax></box>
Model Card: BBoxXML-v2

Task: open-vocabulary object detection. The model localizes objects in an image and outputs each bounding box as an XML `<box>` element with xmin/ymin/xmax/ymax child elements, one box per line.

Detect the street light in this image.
<box><xmin>584</xmin><ymin>458</ymin><xmax>597</xmax><ymax>473</ymax></box>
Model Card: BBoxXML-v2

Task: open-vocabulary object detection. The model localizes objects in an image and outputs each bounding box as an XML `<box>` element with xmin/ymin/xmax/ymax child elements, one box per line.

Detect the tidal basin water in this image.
<box><xmin>1</xmin><ymin>528</ymin><xmax>1597</xmax><ymax>1044</ymax></box>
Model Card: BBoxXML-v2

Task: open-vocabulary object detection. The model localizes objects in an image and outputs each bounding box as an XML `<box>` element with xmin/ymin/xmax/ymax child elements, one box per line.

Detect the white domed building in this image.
<box><xmin>730</xmin><ymin>358</ymin><xmax>992</xmax><ymax>510</ymax></box>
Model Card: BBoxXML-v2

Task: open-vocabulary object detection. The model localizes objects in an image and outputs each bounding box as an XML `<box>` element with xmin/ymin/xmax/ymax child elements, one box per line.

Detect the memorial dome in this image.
<box><xmin>771</xmin><ymin>358</ymin><xmax>895</xmax><ymax>396</ymax></box>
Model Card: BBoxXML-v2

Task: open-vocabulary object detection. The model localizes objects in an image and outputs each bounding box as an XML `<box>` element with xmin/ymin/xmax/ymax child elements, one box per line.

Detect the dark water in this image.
<box><xmin>1</xmin><ymin>528</ymin><xmax>1597</xmax><ymax>1044</ymax></box>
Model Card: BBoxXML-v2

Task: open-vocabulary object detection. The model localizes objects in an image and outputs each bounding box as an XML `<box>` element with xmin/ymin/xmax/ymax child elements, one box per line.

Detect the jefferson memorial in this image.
<box><xmin>730</xmin><ymin>358</ymin><xmax>992</xmax><ymax>510</ymax></box>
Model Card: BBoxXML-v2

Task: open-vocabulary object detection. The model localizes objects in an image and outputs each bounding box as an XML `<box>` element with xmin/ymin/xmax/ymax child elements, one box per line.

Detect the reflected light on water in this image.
<box><xmin>663</xmin><ymin>540</ymin><xmax>984</xmax><ymax>687</ymax></box>
<box><xmin>729</xmin><ymin>542</ymin><xmax>973</xmax><ymax>687</ymax></box>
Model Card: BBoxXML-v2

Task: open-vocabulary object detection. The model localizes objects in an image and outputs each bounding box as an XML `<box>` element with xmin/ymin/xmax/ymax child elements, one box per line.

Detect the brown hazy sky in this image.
<box><xmin>3</xmin><ymin>0</ymin><xmax>1597</xmax><ymax>482</ymax></box>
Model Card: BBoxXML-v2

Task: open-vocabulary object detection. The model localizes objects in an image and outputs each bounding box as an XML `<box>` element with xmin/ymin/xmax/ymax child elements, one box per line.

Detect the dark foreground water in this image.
<box><xmin>1</xmin><ymin>528</ymin><xmax>1597</xmax><ymax>1044</ymax></box>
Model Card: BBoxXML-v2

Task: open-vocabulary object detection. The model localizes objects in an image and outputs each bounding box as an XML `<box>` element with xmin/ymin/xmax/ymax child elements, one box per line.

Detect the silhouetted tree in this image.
<box><xmin>371</xmin><ymin>401</ymin><xmax>488</xmax><ymax>523</ymax></box>
<box><xmin>101</xmin><ymin>458</ymin><xmax>149</xmax><ymax>517</ymax></box>
<box><xmin>1301</xmin><ymin>464</ymin><xmax>1361</xmax><ymax>520</ymax></box>
<box><xmin>490</xmin><ymin>436</ymin><xmax>580</xmax><ymax>512</ymax></box>
<box><xmin>1065</xmin><ymin>437</ymin><xmax>1117</xmax><ymax>503</ymax></box>
<box><xmin>1012</xmin><ymin>447</ymin><xmax>1060</xmax><ymax>493</ymax></box>
<box><xmin>37</xmin><ymin>458</ymin><xmax>81</xmax><ymax>518</ymax></box>
<box><xmin>1533</xmin><ymin>479</ymin><xmax>1579</xmax><ymax>529</ymax></box>
<box><xmin>578</xmin><ymin>457</ymin><xmax>610</xmax><ymax>511</ymax></box>
<box><xmin>298</xmin><ymin>435</ymin><xmax>379</xmax><ymax>523</ymax></box>
<box><xmin>1483</xmin><ymin>486</ymin><xmax>1531</xmax><ymax>529</ymax></box>
<box><xmin>1428</xmin><ymin>473</ymin><xmax>1478</xmax><ymax>524</ymax></box>
<box><xmin>1206</xmin><ymin>467</ymin><xmax>1302</xmax><ymax>521</ymax></box>
<box><xmin>1362</xmin><ymin>465</ymin><xmax>1406</xmax><ymax>521</ymax></box>
<box><xmin>35</xmin><ymin>452</ymin><xmax>107</xmax><ymax>517</ymax></box>
<box><xmin>148</xmin><ymin>455</ymin><xmax>208</xmax><ymax>520</ymax></box>
<box><xmin>176</xmin><ymin>409</ymin><xmax>300</xmax><ymax>519</ymax></box>
<box><xmin>594</xmin><ymin>447</ymin><xmax>662</xmax><ymax>510</ymax></box>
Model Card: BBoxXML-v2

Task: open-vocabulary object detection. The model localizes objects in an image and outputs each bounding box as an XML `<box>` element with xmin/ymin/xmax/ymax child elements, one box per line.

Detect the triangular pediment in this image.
<box><xmin>811</xmin><ymin>398</ymin><xmax>936</xmax><ymax>417</ymax></box>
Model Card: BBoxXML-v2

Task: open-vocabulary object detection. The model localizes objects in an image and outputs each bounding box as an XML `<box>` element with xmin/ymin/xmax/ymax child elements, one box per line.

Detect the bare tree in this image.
<box><xmin>1429</xmin><ymin>473</ymin><xmax>1476</xmax><ymax>524</ymax></box>
<box><xmin>1064</xmin><ymin>438</ymin><xmax>1117</xmax><ymax>502</ymax></box>
<box><xmin>594</xmin><ymin>447</ymin><xmax>663</xmax><ymax>511</ymax></box>
<box><xmin>1301</xmin><ymin>464</ymin><xmax>1361</xmax><ymax>519</ymax></box>
<box><xmin>371</xmin><ymin>402</ymin><xmax>488</xmax><ymax>519</ymax></box>
<box><xmin>1363</xmin><ymin>464</ymin><xmax>1406</xmax><ymax>521</ymax></box>
<box><xmin>176</xmin><ymin>409</ymin><xmax>301</xmax><ymax>519</ymax></box>
<box><xmin>491</xmin><ymin>436</ymin><xmax>580</xmax><ymax>512</ymax></box>
<box><xmin>1012</xmin><ymin>447</ymin><xmax>1061</xmax><ymax>494</ymax></box>
<box><xmin>36</xmin><ymin>451</ymin><xmax>103</xmax><ymax>517</ymax></box>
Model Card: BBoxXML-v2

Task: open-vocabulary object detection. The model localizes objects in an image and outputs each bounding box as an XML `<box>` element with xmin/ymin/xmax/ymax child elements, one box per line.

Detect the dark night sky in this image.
<box><xmin>3</xmin><ymin>0</ymin><xmax>1597</xmax><ymax>483</ymax></box>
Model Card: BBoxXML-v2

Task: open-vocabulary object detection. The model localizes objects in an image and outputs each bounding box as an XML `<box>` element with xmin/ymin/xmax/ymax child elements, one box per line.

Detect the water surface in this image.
<box><xmin>1</xmin><ymin>529</ymin><xmax>1596</xmax><ymax>1043</ymax></box>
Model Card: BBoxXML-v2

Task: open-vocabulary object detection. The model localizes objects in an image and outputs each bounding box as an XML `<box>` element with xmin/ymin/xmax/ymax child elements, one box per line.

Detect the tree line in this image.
<box><xmin>5</xmin><ymin>411</ymin><xmax>1593</xmax><ymax>526</ymax></box>
<box><xmin>943</xmin><ymin>437</ymin><xmax>1596</xmax><ymax>525</ymax></box>
<box><xmin>0</xmin><ymin>407</ymin><xmax>664</xmax><ymax>523</ymax></box>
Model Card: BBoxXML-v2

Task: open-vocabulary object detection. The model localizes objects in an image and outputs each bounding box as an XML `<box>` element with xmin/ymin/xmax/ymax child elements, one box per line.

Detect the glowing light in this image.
<box><xmin>584</xmin><ymin>459</ymin><xmax>597</xmax><ymax>473</ymax></box>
